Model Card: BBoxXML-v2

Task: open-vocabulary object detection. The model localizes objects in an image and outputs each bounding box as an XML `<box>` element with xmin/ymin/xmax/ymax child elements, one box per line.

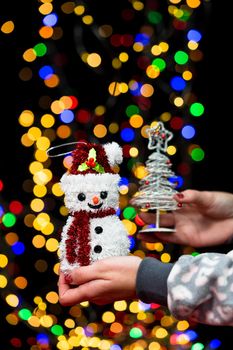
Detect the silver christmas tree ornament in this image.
<box><xmin>131</xmin><ymin>121</ymin><xmax>180</xmax><ymax>232</ymax></box>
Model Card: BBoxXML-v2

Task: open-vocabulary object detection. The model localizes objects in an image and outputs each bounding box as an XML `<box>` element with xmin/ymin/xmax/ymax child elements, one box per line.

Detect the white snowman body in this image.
<box><xmin>59</xmin><ymin>142</ymin><xmax>130</xmax><ymax>273</ymax></box>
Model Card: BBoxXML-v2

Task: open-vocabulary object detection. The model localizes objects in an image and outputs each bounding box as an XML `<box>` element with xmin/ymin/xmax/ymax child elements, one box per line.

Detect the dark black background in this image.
<box><xmin>1</xmin><ymin>0</ymin><xmax>233</xmax><ymax>349</ymax></box>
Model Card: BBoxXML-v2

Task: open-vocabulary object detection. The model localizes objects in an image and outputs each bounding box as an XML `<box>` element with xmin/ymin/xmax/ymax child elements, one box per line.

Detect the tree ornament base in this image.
<box><xmin>139</xmin><ymin>227</ymin><xmax>176</xmax><ymax>233</ymax></box>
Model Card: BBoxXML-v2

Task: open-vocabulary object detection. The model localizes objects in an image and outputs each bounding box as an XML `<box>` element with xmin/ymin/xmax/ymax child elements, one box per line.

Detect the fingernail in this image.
<box><xmin>65</xmin><ymin>274</ymin><xmax>73</xmax><ymax>284</ymax></box>
<box><xmin>177</xmin><ymin>193</ymin><xmax>184</xmax><ymax>199</ymax></box>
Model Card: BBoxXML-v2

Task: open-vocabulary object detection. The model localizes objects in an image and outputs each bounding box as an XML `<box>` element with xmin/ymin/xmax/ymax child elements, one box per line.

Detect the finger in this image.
<box><xmin>58</xmin><ymin>272</ymin><xmax>70</xmax><ymax>296</ymax></box>
<box><xmin>59</xmin><ymin>280</ymin><xmax>104</xmax><ymax>306</ymax></box>
<box><xmin>70</xmin><ymin>264</ymin><xmax>101</xmax><ymax>285</ymax></box>
<box><xmin>174</xmin><ymin>190</ymin><xmax>213</xmax><ymax>207</ymax></box>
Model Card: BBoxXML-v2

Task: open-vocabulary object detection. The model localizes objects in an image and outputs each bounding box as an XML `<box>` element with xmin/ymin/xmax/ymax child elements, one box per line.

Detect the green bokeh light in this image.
<box><xmin>174</xmin><ymin>50</ymin><xmax>189</xmax><ymax>65</ymax></box>
<box><xmin>126</xmin><ymin>105</ymin><xmax>140</xmax><ymax>117</ymax></box>
<box><xmin>191</xmin><ymin>148</ymin><xmax>205</xmax><ymax>161</ymax></box>
<box><xmin>147</xmin><ymin>11</ymin><xmax>162</xmax><ymax>24</ymax></box>
<box><xmin>33</xmin><ymin>43</ymin><xmax>47</xmax><ymax>57</ymax></box>
<box><xmin>129</xmin><ymin>327</ymin><xmax>143</xmax><ymax>338</ymax></box>
<box><xmin>152</xmin><ymin>58</ymin><xmax>166</xmax><ymax>71</ymax></box>
<box><xmin>190</xmin><ymin>102</ymin><xmax>204</xmax><ymax>117</ymax></box>
<box><xmin>18</xmin><ymin>308</ymin><xmax>32</xmax><ymax>320</ymax></box>
<box><xmin>51</xmin><ymin>324</ymin><xmax>64</xmax><ymax>336</ymax></box>
<box><xmin>2</xmin><ymin>213</ymin><xmax>16</xmax><ymax>227</ymax></box>
<box><xmin>123</xmin><ymin>206</ymin><xmax>137</xmax><ymax>220</ymax></box>
<box><xmin>191</xmin><ymin>343</ymin><xmax>205</xmax><ymax>350</ymax></box>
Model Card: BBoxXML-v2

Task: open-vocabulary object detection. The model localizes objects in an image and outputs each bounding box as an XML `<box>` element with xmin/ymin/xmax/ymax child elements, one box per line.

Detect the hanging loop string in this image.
<box><xmin>47</xmin><ymin>141</ymin><xmax>87</xmax><ymax>158</ymax></box>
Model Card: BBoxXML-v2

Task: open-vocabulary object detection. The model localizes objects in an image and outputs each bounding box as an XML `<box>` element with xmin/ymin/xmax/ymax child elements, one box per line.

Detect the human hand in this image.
<box><xmin>137</xmin><ymin>190</ymin><xmax>233</xmax><ymax>248</ymax></box>
<box><xmin>58</xmin><ymin>255</ymin><xmax>142</xmax><ymax>306</ymax></box>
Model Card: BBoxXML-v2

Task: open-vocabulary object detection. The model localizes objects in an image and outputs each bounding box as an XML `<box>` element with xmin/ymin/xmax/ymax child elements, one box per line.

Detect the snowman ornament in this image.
<box><xmin>59</xmin><ymin>141</ymin><xmax>130</xmax><ymax>274</ymax></box>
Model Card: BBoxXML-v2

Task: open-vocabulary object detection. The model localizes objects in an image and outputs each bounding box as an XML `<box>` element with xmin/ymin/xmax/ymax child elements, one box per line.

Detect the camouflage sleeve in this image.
<box><xmin>167</xmin><ymin>250</ymin><xmax>233</xmax><ymax>326</ymax></box>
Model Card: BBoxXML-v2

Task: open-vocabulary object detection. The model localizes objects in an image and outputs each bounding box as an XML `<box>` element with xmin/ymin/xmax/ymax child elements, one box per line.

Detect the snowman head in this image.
<box><xmin>60</xmin><ymin>142</ymin><xmax>123</xmax><ymax>213</ymax></box>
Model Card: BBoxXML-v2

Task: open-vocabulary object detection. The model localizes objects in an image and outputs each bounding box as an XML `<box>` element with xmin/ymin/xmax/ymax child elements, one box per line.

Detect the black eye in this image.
<box><xmin>78</xmin><ymin>193</ymin><xmax>86</xmax><ymax>201</ymax></box>
<box><xmin>100</xmin><ymin>191</ymin><xmax>108</xmax><ymax>199</ymax></box>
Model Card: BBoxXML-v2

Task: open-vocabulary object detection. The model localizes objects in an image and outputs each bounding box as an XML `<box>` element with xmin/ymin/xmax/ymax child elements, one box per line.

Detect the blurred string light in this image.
<box><xmin>0</xmin><ymin>0</ymin><xmax>217</xmax><ymax>349</ymax></box>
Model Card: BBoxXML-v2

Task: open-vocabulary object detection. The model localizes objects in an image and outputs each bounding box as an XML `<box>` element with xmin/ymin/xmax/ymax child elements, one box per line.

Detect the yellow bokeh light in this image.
<box><xmin>23</xmin><ymin>48</ymin><xmax>37</xmax><ymax>62</ymax></box>
<box><xmin>32</xmin><ymin>235</ymin><xmax>46</xmax><ymax>248</ymax></box>
<box><xmin>33</xmin><ymin>184</ymin><xmax>47</xmax><ymax>197</ymax></box>
<box><xmin>108</xmin><ymin>82</ymin><xmax>121</xmax><ymax>96</ymax></box>
<box><xmin>177</xmin><ymin>320</ymin><xmax>190</xmax><ymax>331</ymax></box>
<box><xmin>39</xmin><ymin>26</ymin><xmax>54</xmax><ymax>39</ymax></box>
<box><xmin>31</xmin><ymin>198</ymin><xmax>45</xmax><ymax>212</ymax></box>
<box><xmin>132</xmin><ymin>1</ymin><xmax>144</xmax><ymax>11</ymax></box>
<box><xmin>188</xmin><ymin>40</ymin><xmax>198</xmax><ymax>50</ymax></box>
<box><xmin>160</xmin><ymin>315</ymin><xmax>174</xmax><ymax>327</ymax></box>
<box><xmin>133</xmin><ymin>164</ymin><xmax>148</xmax><ymax>179</ymax></box>
<box><xmin>28</xmin><ymin>315</ymin><xmax>40</xmax><ymax>327</ymax></box>
<box><xmin>41</xmin><ymin>222</ymin><xmax>54</xmax><ymax>235</ymax></box>
<box><xmin>95</xmin><ymin>105</ymin><xmax>106</xmax><ymax>116</ymax></box>
<box><xmin>186</xmin><ymin>0</ymin><xmax>201</xmax><ymax>9</ymax></box>
<box><xmin>50</xmin><ymin>100</ymin><xmax>65</xmax><ymax>114</ymax></box>
<box><xmin>102</xmin><ymin>311</ymin><xmax>115</xmax><ymax>323</ymax></box>
<box><xmin>93</xmin><ymin>124</ymin><xmax>107</xmax><ymax>138</ymax></box>
<box><xmin>87</xmin><ymin>53</ymin><xmax>101</xmax><ymax>67</ymax></box>
<box><xmin>29</xmin><ymin>161</ymin><xmax>44</xmax><ymax>175</ymax></box>
<box><xmin>133</xmin><ymin>42</ymin><xmax>144</xmax><ymax>52</ymax></box>
<box><xmin>6</xmin><ymin>313</ymin><xmax>18</xmax><ymax>326</ymax></box>
<box><xmin>40</xmin><ymin>315</ymin><xmax>53</xmax><ymax>327</ymax></box>
<box><xmin>39</xmin><ymin>2</ymin><xmax>53</xmax><ymax>14</ymax></box>
<box><xmin>148</xmin><ymin>341</ymin><xmax>161</xmax><ymax>350</ymax></box>
<box><xmin>35</xmin><ymin>149</ymin><xmax>49</xmax><ymax>162</ymax></box>
<box><xmin>0</xmin><ymin>275</ymin><xmax>8</xmax><ymax>288</ymax></box>
<box><xmin>41</xmin><ymin>114</ymin><xmax>55</xmax><ymax>128</ymax></box>
<box><xmin>65</xmin><ymin>318</ymin><xmax>76</xmax><ymax>328</ymax></box>
<box><xmin>129</xmin><ymin>147</ymin><xmax>139</xmax><ymax>157</ymax></box>
<box><xmin>167</xmin><ymin>145</ymin><xmax>176</xmax><ymax>155</ymax></box>
<box><xmin>46</xmin><ymin>238</ymin><xmax>59</xmax><ymax>252</ymax></box>
<box><xmin>151</xmin><ymin>45</ymin><xmax>162</xmax><ymax>56</ymax></box>
<box><xmin>28</xmin><ymin>127</ymin><xmax>42</xmax><ymax>141</ymax></box>
<box><xmin>129</xmin><ymin>301</ymin><xmax>140</xmax><ymax>313</ymax></box>
<box><xmin>140</xmin><ymin>84</ymin><xmax>154</xmax><ymax>97</ymax></box>
<box><xmin>119</xmin><ymin>52</ymin><xmax>129</xmax><ymax>62</ymax></box>
<box><xmin>1</xmin><ymin>20</ymin><xmax>14</xmax><ymax>34</ymax></box>
<box><xmin>146</xmin><ymin>65</ymin><xmax>160</xmax><ymax>79</ymax></box>
<box><xmin>6</xmin><ymin>294</ymin><xmax>19</xmax><ymax>307</ymax></box>
<box><xmin>108</xmin><ymin>123</ymin><xmax>119</xmax><ymax>134</ymax></box>
<box><xmin>174</xmin><ymin>97</ymin><xmax>184</xmax><ymax>107</ymax></box>
<box><xmin>161</xmin><ymin>253</ymin><xmax>171</xmax><ymax>263</ymax></box>
<box><xmin>46</xmin><ymin>291</ymin><xmax>59</xmax><ymax>304</ymax></box>
<box><xmin>33</xmin><ymin>169</ymin><xmax>53</xmax><ymax>185</ymax></box>
<box><xmin>154</xmin><ymin>327</ymin><xmax>168</xmax><ymax>338</ymax></box>
<box><xmin>36</xmin><ymin>136</ymin><xmax>51</xmax><ymax>151</ymax></box>
<box><xmin>112</xmin><ymin>57</ymin><xmax>122</xmax><ymax>69</ymax></box>
<box><xmin>159</xmin><ymin>42</ymin><xmax>169</xmax><ymax>52</ymax></box>
<box><xmin>18</xmin><ymin>110</ymin><xmax>34</xmax><ymax>127</ymax></box>
<box><xmin>21</xmin><ymin>133</ymin><xmax>34</xmax><ymax>147</ymax></box>
<box><xmin>160</xmin><ymin>112</ymin><xmax>172</xmax><ymax>122</ymax></box>
<box><xmin>113</xmin><ymin>300</ymin><xmax>127</xmax><ymax>311</ymax></box>
<box><xmin>82</xmin><ymin>15</ymin><xmax>93</xmax><ymax>25</ymax></box>
<box><xmin>182</xmin><ymin>70</ymin><xmax>192</xmax><ymax>80</ymax></box>
<box><xmin>52</xmin><ymin>183</ymin><xmax>64</xmax><ymax>196</ymax></box>
<box><xmin>130</xmin><ymin>114</ymin><xmax>143</xmax><ymax>128</ymax></box>
<box><xmin>0</xmin><ymin>254</ymin><xmax>8</xmax><ymax>268</ymax></box>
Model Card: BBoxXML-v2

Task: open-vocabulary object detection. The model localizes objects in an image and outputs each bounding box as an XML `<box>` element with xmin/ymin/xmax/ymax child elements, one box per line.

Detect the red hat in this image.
<box><xmin>69</xmin><ymin>142</ymin><xmax>115</xmax><ymax>175</ymax></box>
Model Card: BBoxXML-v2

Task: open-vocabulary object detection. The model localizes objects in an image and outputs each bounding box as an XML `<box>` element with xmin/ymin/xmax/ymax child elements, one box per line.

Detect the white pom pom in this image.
<box><xmin>104</xmin><ymin>142</ymin><xmax>123</xmax><ymax>166</ymax></box>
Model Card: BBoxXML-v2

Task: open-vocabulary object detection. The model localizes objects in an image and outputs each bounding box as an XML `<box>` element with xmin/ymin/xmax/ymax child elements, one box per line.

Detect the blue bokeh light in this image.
<box><xmin>120</xmin><ymin>128</ymin><xmax>135</xmax><ymax>142</ymax></box>
<box><xmin>181</xmin><ymin>125</ymin><xmax>195</xmax><ymax>139</ymax></box>
<box><xmin>59</xmin><ymin>110</ymin><xmax>74</xmax><ymax>123</ymax></box>
<box><xmin>43</xmin><ymin>13</ymin><xmax>58</xmax><ymax>27</ymax></box>
<box><xmin>170</xmin><ymin>76</ymin><xmax>186</xmax><ymax>91</ymax></box>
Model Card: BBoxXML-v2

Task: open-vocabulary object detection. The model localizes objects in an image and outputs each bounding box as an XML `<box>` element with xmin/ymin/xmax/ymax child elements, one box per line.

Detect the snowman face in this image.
<box><xmin>60</xmin><ymin>173</ymin><xmax>120</xmax><ymax>213</ymax></box>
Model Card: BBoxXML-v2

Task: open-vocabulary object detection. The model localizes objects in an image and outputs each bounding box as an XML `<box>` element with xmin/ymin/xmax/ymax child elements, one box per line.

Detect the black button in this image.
<box><xmin>95</xmin><ymin>226</ymin><xmax>103</xmax><ymax>234</ymax></box>
<box><xmin>94</xmin><ymin>245</ymin><xmax>102</xmax><ymax>253</ymax></box>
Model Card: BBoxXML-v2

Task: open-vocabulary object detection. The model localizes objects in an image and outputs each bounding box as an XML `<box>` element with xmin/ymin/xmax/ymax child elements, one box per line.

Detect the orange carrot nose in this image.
<box><xmin>92</xmin><ymin>196</ymin><xmax>99</xmax><ymax>205</ymax></box>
